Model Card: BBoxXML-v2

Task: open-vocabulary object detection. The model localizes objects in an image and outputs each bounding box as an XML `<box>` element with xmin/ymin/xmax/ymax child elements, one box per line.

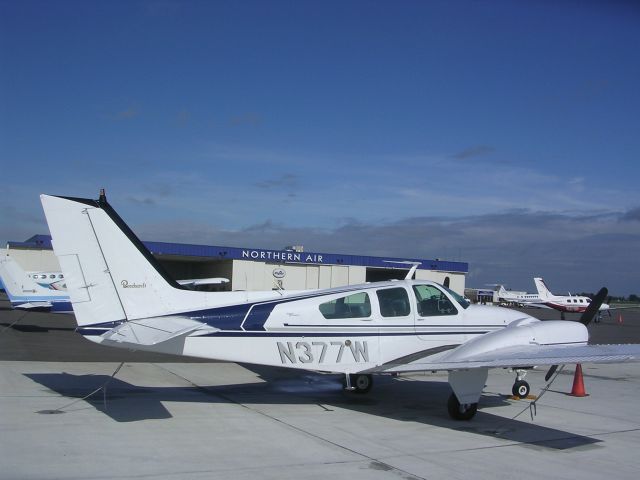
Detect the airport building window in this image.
<box><xmin>319</xmin><ymin>292</ymin><xmax>371</xmax><ymax>319</ymax></box>
<box><xmin>377</xmin><ymin>287</ymin><xmax>411</xmax><ymax>317</ymax></box>
<box><xmin>413</xmin><ymin>284</ymin><xmax>458</xmax><ymax>316</ymax></box>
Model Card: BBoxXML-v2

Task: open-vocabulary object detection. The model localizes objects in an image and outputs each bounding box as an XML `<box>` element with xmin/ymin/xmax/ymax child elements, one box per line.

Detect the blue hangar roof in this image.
<box><xmin>9</xmin><ymin>235</ymin><xmax>468</xmax><ymax>274</ymax></box>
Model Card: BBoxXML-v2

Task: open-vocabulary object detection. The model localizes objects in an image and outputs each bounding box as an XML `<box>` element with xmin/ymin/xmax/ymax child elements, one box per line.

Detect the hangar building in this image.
<box><xmin>6</xmin><ymin>234</ymin><xmax>469</xmax><ymax>294</ymax></box>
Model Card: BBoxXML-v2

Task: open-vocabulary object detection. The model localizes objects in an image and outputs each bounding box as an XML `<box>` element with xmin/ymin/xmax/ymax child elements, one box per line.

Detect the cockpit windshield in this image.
<box><xmin>443</xmin><ymin>285</ymin><xmax>470</xmax><ymax>309</ymax></box>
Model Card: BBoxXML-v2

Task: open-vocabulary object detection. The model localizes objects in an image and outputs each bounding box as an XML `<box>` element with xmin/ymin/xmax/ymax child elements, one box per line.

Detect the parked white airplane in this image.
<box><xmin>0</xmin><ymin>251</ymin><xmax>72</xmax><ymax>313</ymax></box>
<box><xmin>39</xmin><ymin>192</ymin><xmax>640</xmax><ymax>421</ymax></box>
<box><xmin>495</xmin><ymin>285</ymin><xmax>541</xmax><ymax>306</ymax></box>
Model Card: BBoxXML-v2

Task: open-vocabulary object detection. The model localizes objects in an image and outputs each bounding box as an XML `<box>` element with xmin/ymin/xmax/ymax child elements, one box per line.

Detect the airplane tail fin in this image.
<box><xmin>0</xmin><ymin>251</ymin><xmax>29</xmax><ymax>304</ymax></box>
<box><xmin>40</xmin><ymin>192</ymin><xmax>192</xmax><ymax>326</ymax></box>
<box><xmin>534</xmin><ymin>277</ymin><xmax>552</xmax><ymax>299</ymax></box>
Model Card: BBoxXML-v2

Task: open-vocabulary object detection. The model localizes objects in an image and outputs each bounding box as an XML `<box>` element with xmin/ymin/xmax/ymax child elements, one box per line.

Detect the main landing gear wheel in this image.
<box><xmin>512</xmin><ymin>380</ymin><xmax>530</xmax><ymax>399</ymax></box>
<box><xmin>344</xmin><ymin>374</ymin><xmax>373</xmax><ymax>394</ymax></box>
<box><xmin>447</xmin><ymin>393</ymin><xmax>478</xmax><ymax>421</ymax></box>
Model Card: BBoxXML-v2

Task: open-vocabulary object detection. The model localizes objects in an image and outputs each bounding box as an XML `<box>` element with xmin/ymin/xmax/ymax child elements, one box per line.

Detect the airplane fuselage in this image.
<box><xmin>79</xmin><ymin>281</ymin><xmax>544</xmax><ymax>374</ymax></box>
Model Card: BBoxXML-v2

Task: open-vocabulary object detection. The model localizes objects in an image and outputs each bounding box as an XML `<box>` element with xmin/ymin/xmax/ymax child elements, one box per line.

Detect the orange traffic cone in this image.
<box><xmin>569</xmin><ymin>364</ymin><xmax>588</xmax><ymax>397</ymax></box>
<box><xmin>617</xmin><ymin>313</ymin><xmax>623</xmax><ymax>324</ymax></box>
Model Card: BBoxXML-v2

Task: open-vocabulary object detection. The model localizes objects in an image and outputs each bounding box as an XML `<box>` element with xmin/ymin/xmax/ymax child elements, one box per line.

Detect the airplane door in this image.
<box><xmin>412</xmin><ymin>284</ymin><xmax>466</xmax><ymax>343</ymax></box>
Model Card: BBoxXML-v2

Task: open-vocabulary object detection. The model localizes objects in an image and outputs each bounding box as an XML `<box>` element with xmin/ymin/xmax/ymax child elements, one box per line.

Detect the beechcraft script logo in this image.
<box><xmin>121</xmin><ymin>280</ymin><xmax>146</xmax><ymax>289</ymax></box>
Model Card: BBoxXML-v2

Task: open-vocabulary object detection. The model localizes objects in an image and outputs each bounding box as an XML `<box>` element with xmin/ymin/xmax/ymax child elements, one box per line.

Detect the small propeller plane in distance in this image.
<box><xmin>533</xmin><ymin>277</ymin><xmax>640</xmax><ymax>320</ymax></box>
<box><xmin>534</xmin><ymin>277</ymin><xmax>600</xmax><ymax>317</ymax></box>
<box><xmin>39</xmin><ymin>191</ymin><xmax>640</xmax><ymax>421</ymax></box>
<box><xmin>0</xmin><ymin>250</ymin><xmax>72</xmax><ymax>313</ymax></box>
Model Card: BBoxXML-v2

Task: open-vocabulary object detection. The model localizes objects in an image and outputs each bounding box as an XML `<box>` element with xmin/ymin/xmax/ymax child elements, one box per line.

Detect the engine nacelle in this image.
<box><xmin>445</xmin><ymin>319</ymin><xmax>589</xmax><ymax>362</ymax></box>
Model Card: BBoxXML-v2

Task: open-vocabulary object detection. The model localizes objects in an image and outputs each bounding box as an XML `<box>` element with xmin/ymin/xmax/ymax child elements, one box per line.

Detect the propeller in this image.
<box><xmin>545</xmin><ymin>364</ymin><xmax>559</xmax><ymax>382</ymax></box>
<box><xmin>545</xmin><ymin>287</ymin><xmax>608</xmax><ymax>382</ymax></box>
<box><xmin>579</xmin><ymin>287</ymin><xmax>608</xmax><ymax>326</ymax></box>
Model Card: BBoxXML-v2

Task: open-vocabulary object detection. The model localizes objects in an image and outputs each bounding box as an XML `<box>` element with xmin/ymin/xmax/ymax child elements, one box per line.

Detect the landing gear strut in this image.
<box><xmin>343</xmin><ymin>374</ymin><xmax>373</xmax><ymax>394</ymax></box>
<box><xmin>511</xmin><ymin>368</ymin><xmax>531</xmax><ymax>399</ymax></box>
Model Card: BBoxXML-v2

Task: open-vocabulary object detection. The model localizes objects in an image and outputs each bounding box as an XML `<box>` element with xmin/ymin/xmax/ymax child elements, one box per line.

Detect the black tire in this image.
<box><xmin>512</xmin><ymin>380</ymin><xmax>530</xmax><ymax>399</ymax></box>
<box><xmin>345</xmin><ymin>374</ymin><xmax>373</xmax><ymax>394</ymax></box>
<box><xmin>447</xmin><ymin>393</ymin><xmax>478</xmax><ymax>421</ymax></box>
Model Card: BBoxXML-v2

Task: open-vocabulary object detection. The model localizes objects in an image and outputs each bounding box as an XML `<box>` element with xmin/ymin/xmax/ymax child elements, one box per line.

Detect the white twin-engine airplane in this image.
<box><xmin>40</xmin><ymin>192</ymin><xmax>640</xmax><ymax>421</ymax></box>
<box><xmin>0</xmin><ymin>251</ymin><xmax>72</xmax><ymax>313</ymax></box>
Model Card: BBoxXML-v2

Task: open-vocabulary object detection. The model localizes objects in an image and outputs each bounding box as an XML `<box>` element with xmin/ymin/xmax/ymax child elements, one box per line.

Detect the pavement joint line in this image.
<box><xmin>155</xmin><ymin>363</ymin><xmax>430</xmax><ymax>480</ymax></box>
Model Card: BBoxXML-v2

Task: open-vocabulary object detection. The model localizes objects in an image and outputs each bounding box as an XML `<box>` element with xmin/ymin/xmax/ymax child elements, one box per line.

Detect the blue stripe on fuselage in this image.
<box><xmin>183</xmin><ymin>287</ymin><xmax>366</xmax><ymax>331</ymax></box>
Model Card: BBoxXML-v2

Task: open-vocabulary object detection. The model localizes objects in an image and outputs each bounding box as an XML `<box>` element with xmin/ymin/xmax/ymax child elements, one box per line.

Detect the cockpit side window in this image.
<box><xmin>413</xmin><ymin>285</ymin><xmax>458</xmax><ymax>316</ymax></box>
<box><xmin>376</xmin><ymin>287</ymin><xmax>411</xmax><ymax>317</ymax></box>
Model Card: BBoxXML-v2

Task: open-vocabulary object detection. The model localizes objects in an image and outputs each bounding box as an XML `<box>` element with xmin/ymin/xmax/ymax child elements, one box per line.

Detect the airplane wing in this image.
<box><xmin>607</xmin><ymin>304</ymin><xmax>640</xmax><ymax>311</ymax></box>
<box><xmin>515</xmin><ymin>302</ymin><xmax>552</xmax><ymax>309</ymax></box>
<box><xmin>365</xmin><ymin>343</ymin><xmax>640</xmax><ymax>373</ymax></box>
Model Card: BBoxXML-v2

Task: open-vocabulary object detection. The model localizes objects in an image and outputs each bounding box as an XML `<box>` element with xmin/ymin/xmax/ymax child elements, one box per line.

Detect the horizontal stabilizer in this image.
<box><xmin>100</xmin><ymin>317</ymin><xmax>218</xmax><ymax>347</ymax></box>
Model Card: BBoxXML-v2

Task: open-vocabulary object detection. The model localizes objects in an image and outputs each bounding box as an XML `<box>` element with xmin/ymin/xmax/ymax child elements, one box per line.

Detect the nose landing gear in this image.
<box><xmin>511</xmin><ymin>368</ymin><xmax>531</xmax><ymax>398</ymax></box>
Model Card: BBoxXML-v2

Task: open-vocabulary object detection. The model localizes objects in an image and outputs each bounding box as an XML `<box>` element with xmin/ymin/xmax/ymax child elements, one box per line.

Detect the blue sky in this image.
<box><xmin>1</xmin><ymin>0</ymin><xmax>639</xmax><ymax>295</ymax></box>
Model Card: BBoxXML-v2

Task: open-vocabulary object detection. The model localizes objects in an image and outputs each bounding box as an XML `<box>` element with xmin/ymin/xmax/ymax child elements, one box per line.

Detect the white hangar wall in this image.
<box><xmin>231</xmin><ymin>260</ymin><xmax>367</xmax><ymax>291</ymax></box>
<box><xmin>231</xmin><ymin>260</ymin><xmax>465</xmax><ymax>293</ymax></box>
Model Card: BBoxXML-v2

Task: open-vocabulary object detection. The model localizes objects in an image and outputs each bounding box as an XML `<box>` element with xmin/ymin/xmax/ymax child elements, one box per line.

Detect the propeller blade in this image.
<box><xmin>579</xmin><ymin>287</ymin><xmax>608</xmax><ymax>326</ymax></box>
<box><xmin>545</xmin><ymin>364</ymin><xmax>559</xmax><ymax>382</ymax></box>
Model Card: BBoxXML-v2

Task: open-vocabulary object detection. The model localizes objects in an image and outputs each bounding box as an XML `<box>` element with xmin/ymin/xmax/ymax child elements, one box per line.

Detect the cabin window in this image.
<box><xmin>319</xmin><ymin>292</ymin><xmax>371</xmax><ymax>319</ymax></box>
<box><xmin>376</xmin><ymin>287</ymin><xmax>411</xmax><ymax>317</ymax></box>
<box><xmin>413</xmin><ymin>284</ymin><xmax>458</xmax><ymax>316</ymax></box>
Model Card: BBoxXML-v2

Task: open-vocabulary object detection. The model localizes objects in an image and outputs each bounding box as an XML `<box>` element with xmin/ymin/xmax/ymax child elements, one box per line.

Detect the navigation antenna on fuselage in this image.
<box><xmin>382</xmin><ymin>261</ymin><xmax>422</xmax><ymax>280</ymax></box>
